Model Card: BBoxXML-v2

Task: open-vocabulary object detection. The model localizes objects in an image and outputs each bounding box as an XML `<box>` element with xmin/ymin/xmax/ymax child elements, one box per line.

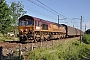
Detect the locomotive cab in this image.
<box><xmin>18</xmin><ymin>15</ymin><xmax>34</xmax><ymax>41</ymax></box>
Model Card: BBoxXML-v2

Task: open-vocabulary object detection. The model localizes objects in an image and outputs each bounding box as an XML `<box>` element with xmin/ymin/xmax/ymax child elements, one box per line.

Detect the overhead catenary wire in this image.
<box><xmin>35</xmin><ymin>0</ymin><xmax>71</xmax><ymax>19</ymax></box>
<box><xmin>35</xmin><ymin>0</ymin><xmax>61</xmax><ymax>16</ymax></box>
<box><xmin>28</xmin><ymin>0</ymin><xmax>71</xmax><ymax>20</ymax></box>
<box><xmin>25</xmin><ymin>5</ymin><xmax>57</xmax><ymax>20</ymax></box>
<box><xmin>28</xmin><ymin>0</ymin><xmax>58</xmax><ymax>15</ymax></box>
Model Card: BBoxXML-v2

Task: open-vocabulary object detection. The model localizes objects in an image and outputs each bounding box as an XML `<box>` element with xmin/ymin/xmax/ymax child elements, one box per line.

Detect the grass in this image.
<box><xmin>27</xmin><ymin>34</ymin><xmax>90</xmax><ymax>60</ymax></box>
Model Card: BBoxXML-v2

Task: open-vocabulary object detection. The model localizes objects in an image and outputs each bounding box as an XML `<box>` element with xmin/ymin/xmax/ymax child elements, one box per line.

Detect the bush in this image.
<box><xmin>82</xmin><ymin>34</ymin><xmax>90</xmax><ymax>44</ymax></box>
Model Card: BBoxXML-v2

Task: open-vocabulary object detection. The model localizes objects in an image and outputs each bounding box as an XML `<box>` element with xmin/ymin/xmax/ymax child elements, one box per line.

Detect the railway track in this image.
<box><xmin>1</xmin><ymin>37</ymin><xmax>80</xmax><ymax>48</ymax></box>
<box><xmin>0</xmin><ymin>37</ymin><xmax>79</xmax><ymax>52</ymax></box>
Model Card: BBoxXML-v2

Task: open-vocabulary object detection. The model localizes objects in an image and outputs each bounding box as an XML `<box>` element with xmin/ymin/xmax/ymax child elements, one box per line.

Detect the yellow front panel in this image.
<box><xmin>18</xmin><ymin>26</ymin><xmax>34</xmax><ymax>34</ymax></box>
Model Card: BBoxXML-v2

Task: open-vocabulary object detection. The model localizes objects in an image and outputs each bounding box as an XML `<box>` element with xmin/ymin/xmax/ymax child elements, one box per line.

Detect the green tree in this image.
<box><xmin>10</xmin><ymin>1</ymin><xmax>27</xmax><ymax>25</ymax></box>
<box><xmin>85</xmin><ymin>29</ymin><xmax>90</xmax><ymax>34</ymax></box>
<box><xmin>0</xmin><ymin>0</ymin><xmax>12</xmax><ymax>35</ymax></box>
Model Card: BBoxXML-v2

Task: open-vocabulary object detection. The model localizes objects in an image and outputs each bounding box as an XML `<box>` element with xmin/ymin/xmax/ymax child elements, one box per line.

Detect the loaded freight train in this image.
<box><xmin>18</xmin><ymin>15</ymin><xmax>84</xmax><ymax>42</ymax></box>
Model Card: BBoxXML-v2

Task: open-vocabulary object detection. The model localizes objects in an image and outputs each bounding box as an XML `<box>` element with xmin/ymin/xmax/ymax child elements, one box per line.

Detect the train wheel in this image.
<box><xmin>23</xmin><ymin>36</ymin><xmax>28</xmax><ymax>41</ymax></box>
<box><xmin>19</xmin><ymin>37</ymin><xmax>23</xmax><ymax>42</ymax></box>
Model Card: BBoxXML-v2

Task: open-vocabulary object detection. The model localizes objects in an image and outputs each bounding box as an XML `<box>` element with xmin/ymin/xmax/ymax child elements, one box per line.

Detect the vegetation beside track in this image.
<box><xmin>27</xmin><ymin>34</ymin><xmax>90</xmax><ymax>60</ymax></box>
<box><xmin>0</xmin><ymin>33</ymin><xmax>19</xmax><ymax>42</ymax></box>
<box><xmin>82</xmin><ymin>34</ymin><xmax>90</xmax><ymax>44</ymax></box>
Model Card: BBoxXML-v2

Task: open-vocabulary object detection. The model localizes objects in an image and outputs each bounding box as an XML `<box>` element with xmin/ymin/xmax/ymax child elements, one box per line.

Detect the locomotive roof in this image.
<box><xmin>19</xmin><ymin>15</ymin><xmax>34</xmax><ymax>20</ymax></box>
<box><xmin>19</xmin><ymin>15</ymin><xmax>62</xmax><ymax>26</ymax></box>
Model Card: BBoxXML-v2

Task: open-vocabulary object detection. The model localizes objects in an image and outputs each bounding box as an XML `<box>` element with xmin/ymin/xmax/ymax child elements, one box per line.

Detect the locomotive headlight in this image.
<box><xmin>24</xmin><ymin>29</ymin><xmax>28</xmax><ymax>32</ymax></box>
<box><xmin>25</xmin><ymin>29</ymin><xmax>28</xmax><ymax>31</ymax></box>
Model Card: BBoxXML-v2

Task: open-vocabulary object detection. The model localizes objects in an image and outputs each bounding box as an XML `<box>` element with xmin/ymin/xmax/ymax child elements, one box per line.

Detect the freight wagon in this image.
<box><xmin>61</xmin><ymin>24</ymin><xmax>84</xmax><ymax>37</ymax></box>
